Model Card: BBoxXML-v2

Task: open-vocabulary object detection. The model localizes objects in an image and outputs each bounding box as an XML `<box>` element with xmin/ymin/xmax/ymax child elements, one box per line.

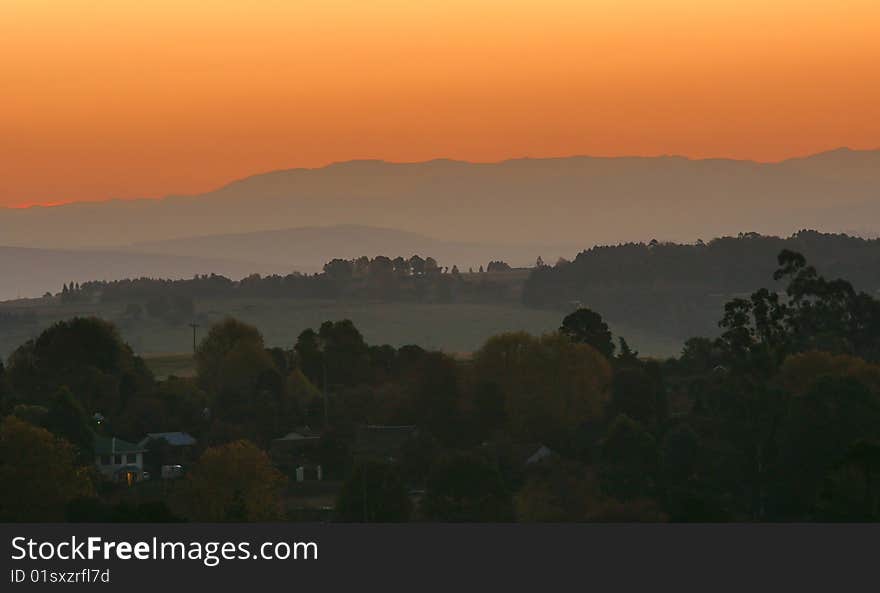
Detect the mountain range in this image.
<box><xmin>3</xmin><ymin>148</ymin><xmax>879</xmax><ymax>248</ymax></box>
<box><xmin>2</xmin><ymin>148</ymin><xmax>879</xmax><ymax>299</ymax></box>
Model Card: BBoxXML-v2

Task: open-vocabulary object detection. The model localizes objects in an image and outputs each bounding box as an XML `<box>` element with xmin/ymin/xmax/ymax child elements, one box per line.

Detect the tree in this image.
<box><xmin>473</xmin><ymin>332</ymin><xmax>611</xmax><ymax>445</ymax></box>
<box><xmin>773</xmin><ymin>376</ymin><xmax>880</xmax><ymax>518</ymax></box>
<box><xmin>323</xmin><ymin>258</ymin><xmax>354</xmax><ymax>282</ymax></box>
<box><xmin>424</xmin><ymin>257</ymin><xmax>440</xmax><ymax>275</ymax></box>
<box><xmin>392</xmin><ymin>256</ymin><xmax>410</xmax><ymax>277</ymax></box>
<box><xmin>185</xmin><ymin>440</ymin><xmax>286</xmax><ymax>521</ymax></box>
<box><xmin>294</xmin><ymin>328</ymin><xmax>324</xmax><ymax>386</ymax></box>
<box><xmin>113</xmin><ymin>376</ymin><xmax>207</xmax><ymax>444</ymax></box>
<box><xmin>369</xmin><ymin>255</ymin><xmax>394</xmax><ymax>277</ymax></box>
<box><xmin>6</xmin><ymin>317</ymin><xmax>153</xmax><ymax>416</ymax></box>
<box><xmin>777</xmin><ymin>351</ymin><xmax>880</xmax><ymax>398</ymax></box>
<box><xmin>353</xmin><ymin>256</ymin><xmax>370</xmax><ymax>277</ymax></box>
<box><xmin>560</xmin><ymin>308</ymin><xmax>615</xmax><ymax>358</ymax></box>
<box><xmin>609</xmin><ymin>364</ymin><xmax>666</xmax><ymax>428</ymax></box>
<box><xmin>398</xmin><ymin>433</ymin><xmax>441</xmax><ymax>488</ymax></box>
<box><xmin>317</xmin><ymin>320</ymin><xmax>371</xmax><ymax>388</ymax></box>
<box><xmin>0</xmin><ymin>416</ymin><xmax>94</xmax><ymax>521</ymax></box>
<box><xmin>409</xmin><ymin>255</ymin><xmax>426</xmax><ymax>276</ymax></box>
<box><xmin>471</xmin><ymin>380</ymin><xmax>507</xmax><ymax>439</ymax></box>
<box><xmin>195</xmin><ymin>318</ymin><xmax>293</xmax><ymax>444</ymax></box>
<box><xmin>367</xmin><ymin>256</ymin><xmax>396</xmax><ymax>297</ymax></box>
<box><xmin>0</xmin><ymin>361</ymin><xmax>14</xmax><ymax>416</ymax></box>
<box><xmin>286</xmin><ymin>368</ymin><xmax>320</xmax><ymax>412</ymax></box>
<box><xmin>195</xmin><ymin>318</ymin><xmax>272</xmax><ymax>396</ymax></box>
<box><xmin>713</xmin><ymin>250</ymin><xmax>880</xmax><ymax>371</ymax></box>
<box><xmin>679</xmin><ymin>337</ymin><xmax>719</xmax><ymax>373</ymax></box>
<box><xmin>42</xmin><ymin>386</ymin><xmax>94</xmax><ymax>461</ymax></box>
<box><xmin>815</xmin><ymin>440</ymin><xmax>880</xmax><ymax>521</ymax></box>
<box><xmin>336</xmin><ymin>461</ymin><xmax>412</xmax><ymax>522</ymax></box>
<box><xmin>422</xmin><ymin>452</ymin><xmax>513</xmax><ymax>521</ymax></box>
<box><xmin>657</xmin><ymin>423</ymin><xmax>728</xmax><ymax>521</ymax></box>
<box><xmin>516</xmin><ymin>460</ymin><xmax>600</xmax><ymax>522</ymax></box>
<box><xmin>599</xmin><ymin>414</ymin><xmax>658</xmax><ymax>501</ymax></box>
<box><xmin>660</xmin><ymin>423</ymin><xmax>699</xmax><ymax>483</ymax></box>
<box><xmin>486</xmin><ymin>260</ymin><xmax>512</xmax><ymax>273</ymax></box>
<box><xmin>616</xmin><ymin>337</ymin><xmax>639</xmax><ymax>364</ymax></box>
<box><xmin>409</xmin><ymin>352</ymin><xmax>463</xmax><ymax>446</ymax></box>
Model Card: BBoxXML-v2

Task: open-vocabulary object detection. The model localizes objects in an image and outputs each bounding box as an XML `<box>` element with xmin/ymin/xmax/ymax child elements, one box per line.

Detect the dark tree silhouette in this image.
<box><xmin>560</xmin><ymin>308</ymin><xmax>615</xmax><ymax>358</ymax></box>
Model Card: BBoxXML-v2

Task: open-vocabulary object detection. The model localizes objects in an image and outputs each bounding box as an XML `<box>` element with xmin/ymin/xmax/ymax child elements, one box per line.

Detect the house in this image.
<box><xmin>94</xmin><ymin>436</ymin><xmax>146</xmax><ymax>486</ymax></box>
<box><xmin>138</xmin><ymin>431</ymin><xmax>197</xmax><ymax>449</ymax></box>
<box><xmin>137</xmin><ymin>432</ymin><xmax>198</xmax><ymax>477</ymax></box>
<box><xmin>271</xmin><ymin>427</ymin><xmax>322</xmax><ymax>481</ymax></box>
<box><xmin>353</xmin><ymin>425</ymin><xmax>418</xmax><ymax>463</ymax></box>
<box><xmin>271</xmin><ymin>428</ymin><xmax>320</xmax><ymax>461</ymax></box>
<box><xmin>524</xmin><ymin>444</ymin><xmax>557</xmax><ymax>466</ymax></box>
<box><xmin>138</xmin><ymin>432</ymin><xmax>197</xmax><ymax>461</ymax></box>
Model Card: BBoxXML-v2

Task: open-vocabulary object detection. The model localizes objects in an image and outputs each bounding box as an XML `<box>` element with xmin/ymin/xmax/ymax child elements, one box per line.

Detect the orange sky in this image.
<box><xmin>2</xmin><ymin>0</ymin><xmax>879</xmax><ymax>207</ymax></box>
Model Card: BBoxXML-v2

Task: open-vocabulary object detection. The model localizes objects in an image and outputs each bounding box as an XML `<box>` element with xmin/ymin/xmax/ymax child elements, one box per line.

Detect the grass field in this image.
<box><xmin>142</xmin><ymin>353</ymin><xmax>196</xmax><ymax>379</ymax></box>
<box><xmin>0</xmin><ymin>297</ymin><xmax>683</xmax><ymax>361</ymax></box>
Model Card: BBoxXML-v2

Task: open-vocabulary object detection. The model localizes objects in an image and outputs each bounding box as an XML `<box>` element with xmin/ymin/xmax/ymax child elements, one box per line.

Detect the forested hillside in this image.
<box><xmin>523</xmin><ymin>231</ymin><xmax>880</xmax><ymax>340</ymax></box>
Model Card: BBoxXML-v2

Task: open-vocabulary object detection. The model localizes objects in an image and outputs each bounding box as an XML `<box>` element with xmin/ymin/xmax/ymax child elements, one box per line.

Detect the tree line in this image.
<box><xmin>49</xmin><ymin>231</ymin><xmax>880</xmax><ymax>345</ymax></box>
<box><xmin>59</xmin><ymin>255</ymin><xmax>520</xmax><ymax>308</ymax></box>
<box><xmin>2</xmin><ymin>247</ymin><xmax>880</xmax><ymax>521</ymax></box>
<box><xmin>523</xmin><ymin>230</ymin><xmax>880</xmax><ymax>340</ymax></box>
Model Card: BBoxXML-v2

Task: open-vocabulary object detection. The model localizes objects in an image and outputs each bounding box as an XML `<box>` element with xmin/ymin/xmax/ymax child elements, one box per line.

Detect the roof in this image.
<box><xmin>94</xmin><ymin>436</ymin><xmax>145</xmax><ymax>456</ymax></box>
<box><xmin>274</xmin><ymin>431</ymin><xmax>320</xmax><ymax>442</ymax></box>
<box><xmin>482</xmin><ymin>441</ymin><xmax>558</xmax><ymax>467</ymax></box>
<box><xmin>115</xmin><ymin>464</ymin><xmax>142</xmax><ymax>474</ymax></box>
<box><xmin>354</xmin><ymin>425</ymin><xmax>418</xmax><ymax>459</ymax></box>
<box><xmin>139</xmin><ymin>432</ymin><xmax>197</xmax><ymax>447</ymax></box>
<box><xmin>525</xmin><ymin>445</ymin><xmax>557</xmax><ymax>465</ymax></box>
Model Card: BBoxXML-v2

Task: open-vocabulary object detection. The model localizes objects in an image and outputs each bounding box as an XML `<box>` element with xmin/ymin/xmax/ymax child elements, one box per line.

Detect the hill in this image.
<box><xmin>524</xmin><ymin>230</ymin><xmax>880</xmax><ymax>340</ymax></box>
<box><xmin>1</xmin><ymin>149</ymin><xmax>879</xmax><ymax>250</ymax></box>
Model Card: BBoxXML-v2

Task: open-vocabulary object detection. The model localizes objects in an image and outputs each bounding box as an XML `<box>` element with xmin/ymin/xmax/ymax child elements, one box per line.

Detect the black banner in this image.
<box><xmin>1</xmin><ymin>524</ymin><xmax>875</xmax><ymax>591</ymax></box>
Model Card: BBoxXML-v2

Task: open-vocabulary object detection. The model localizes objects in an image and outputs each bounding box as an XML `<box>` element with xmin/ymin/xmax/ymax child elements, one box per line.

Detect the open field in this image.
<box><xmin>0</xmin><ymin>297</ymin><xmax>683</xmax><ymax>361</ymax></box>
<box><xmin>142</xmin><ymin>353</ymin><xmax>196</xmax><ymax>380</ymax></box>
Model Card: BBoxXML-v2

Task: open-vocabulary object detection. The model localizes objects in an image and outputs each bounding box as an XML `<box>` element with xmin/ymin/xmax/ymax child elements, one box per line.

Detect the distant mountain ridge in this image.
<box><xmin>2</xmin><ymin>148</ymin><xmax>879</xmax><ymax>250</ymax></box>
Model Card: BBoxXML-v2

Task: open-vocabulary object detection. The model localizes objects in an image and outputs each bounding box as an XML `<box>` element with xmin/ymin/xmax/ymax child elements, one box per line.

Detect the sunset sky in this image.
<box><xmin>2</xmin><ymin>0</ymin><xmax>879</xmax><ymax>207</ymax></box>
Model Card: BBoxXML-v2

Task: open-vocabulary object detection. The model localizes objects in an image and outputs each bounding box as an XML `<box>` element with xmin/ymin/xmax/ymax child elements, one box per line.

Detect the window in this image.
<box><xmin>125</xmin><ymin>453</ymin><xmax>135</xmax><ymax>464</ymax></box>
<box><xmin>114</xmin><ymin>455</ymin><xmax>122</xmax><ymax>465</ymax></box>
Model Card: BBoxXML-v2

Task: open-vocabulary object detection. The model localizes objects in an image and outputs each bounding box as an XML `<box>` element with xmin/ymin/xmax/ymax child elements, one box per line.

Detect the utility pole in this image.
<box><xmin>188</xmin><ymin>323</ymin><xmax>200</xmax><ymax>353</ymax></box>
<box><xmin>362</xmin><ymin>462</ymin><xmax>368</xmax><ymax>523</ymax></box>
<box><xmin>322</xmin><ymin>355</ymin><xmax>329</xmax><ymax>428</ymax></box>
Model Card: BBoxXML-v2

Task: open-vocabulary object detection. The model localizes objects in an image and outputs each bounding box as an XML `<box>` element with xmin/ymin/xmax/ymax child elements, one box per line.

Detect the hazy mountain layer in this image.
<box><xmin>2</xmin><ymin>148</ymin><xmax>879</xmax><ymax>250</ymax></box>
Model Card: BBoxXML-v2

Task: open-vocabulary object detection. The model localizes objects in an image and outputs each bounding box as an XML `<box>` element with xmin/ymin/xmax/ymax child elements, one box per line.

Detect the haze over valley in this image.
<box><xmin>2</xmin><ymin>149</ymin><xmax>879</xmax><ymax>359</ymax></box>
